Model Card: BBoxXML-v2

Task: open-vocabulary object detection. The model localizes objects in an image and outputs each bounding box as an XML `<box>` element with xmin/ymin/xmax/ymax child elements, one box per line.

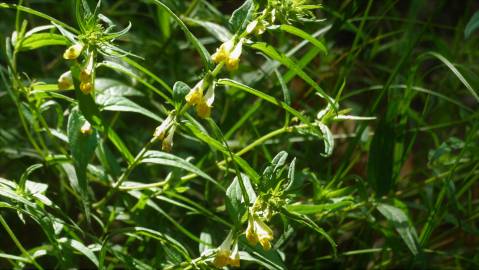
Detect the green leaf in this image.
<box><xmin>229</xmin><ymin>0</ymin><xmax>254</xmax><ymax>32</ymax></box>
<box><xmin>281</xmin><ymin>209</ymin><xmax>337</xmax><ymax>256</ymax></box>
<box><xmin>377</xmin><ymin>203</ymin><xmax>419</xmax><ymax>255</ymax></box>
<box><xmin>95</xmin><ymin>78</ymin><xmax>144</xmax><ymax>97</ymax></box>
<box><xmin>367</xmin><ymin>119</ymin><xmax>395</xmax><ymax>196</ymax></box>
<box><xmin>226</xmin><ymin>174</ymin><xmax>256</xmax><ymax>223</ymax></box>
<box><xmin>262</xmin><ymin>151</ymin><xmax>288</xmax><ymax>189</ymax></box>
<box><xmin>277</xmin><ymin>25</ymin><xmax>327</xmax><ymax>54</ymax></box>
<box><xmin>318</xmin><ymin>122</ymin><xmax>334</xmax><ymax>157</ymax></box>
<box><xmin>18</xmin><ymin>163</ymin><xmax>43</xmax><ymax>191</ymax></box>
<box><xmin>184</xmin><ymin>121</ymin><xmax>260</xmax><ymax>182</ymax></box>
<box><xmin>18</xmin><ymin>33</ymin><xmax>68</xmax><ymax>51</ymax></box>
<box><xmin>96</xmin><ymin>95</ymin><xmax>162</xmax><ymax>122</ymax></box>
<box><xmin>217</xmin><ymin>78</ymin><xmax>309</xmax><ymax>124</ymax></box>
<box><xmin>150</xmin><ymin>0</ymin><xmax>212</xmax><ymax>69</ymax></box>
<box><xmin>67</xmin><ymin>108</ymin><xmax>98</xmax><ymax>220</ymax></box>
<box><xmin>184</xmin><ymin>17</ymin><xmax>232</xmax><ymax>42</ymax></box>
<box><xmin>141</xmin><ymin>150</ymin><xmax>219</xmax><ymax>187</ymax></box>
<box><xmin>286</xmin><ymin>200</ymin><xmax>353</xmax><ymax>215</ymax></box>
<box><xmin>58</xmin><ymin>238</ymin><xmax>99</xmax><ymax>267</ymax></box>
<box><xmin>172</xmin><ymin>81</ymin><xmax>191</xmax><ymax>107</ymax></box>
<box><xmin>156</xmin><ymin>4</ymin><xmax>171</xmax><ymax>39</ymax></box>
<box><xmin>284</xmin><ymin>158</ymin><xmax>297</xmax><ymax>191</ymax></box>
<box><xmin>250</xmin><ymin>42</ymin><xmax>334</xmax><ymax>107</ymax></box>
<box><xmin>465</xmin><ymin>10</ymin><xmax>479</xmax><ymax>39</ymax></box>
<box><xmin>106</xmin><ymin>128</ymin><xmax>135</xmax><ymax>164</ymax></box>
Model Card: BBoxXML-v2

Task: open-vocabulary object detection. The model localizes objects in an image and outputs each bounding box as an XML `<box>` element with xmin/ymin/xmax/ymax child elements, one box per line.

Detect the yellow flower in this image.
<box><xmin>80</xmin><ymin>53</ymin><xmax>94</xmax><ymax>82</ymax></box>
<box><xmin>63</xmin><ymin>43</ymin><xmax>84</xmax><ymax>60</ymax></box>
<box><xmin>255</xmin><ymin>217</ymin><xmax>274</xmax><ymax>251</ymax></box>
<box><xmin>211</xmin><ymin>39</ymin><xmax>235</xmax><ymax>64</ymax></box>
<box><xmin>80</xmin><ymin>121</ymin><xmax>92</xmax><ymax>135</ymax></box>
<box><xmin>185</xmin><ymin>79</ymin><xmax>205</xmax><ymax>106</ymax></box>
<box><xmin>213</xmin><ymin>250</ymin><xmax>230</xmax><ymax>268</ymax></box>
<box><xmin>57</xmin><ymin>71</ymin><xmax>73</xmax><ymax>90</ymax></box>
<box><xmin>80</xmin><ymin>82</ymin><xmax>92</xmax><ymax>94</ymax></box>
<box><xmin>195</xmin><ymin>83</ymin><xmax>215</xmax><ymax>118</ymax></box>
<box><xmin>246</xmin><ymin>214</ymin><xmax>258</xmax><ymax>245</ymax></box>
<box><xmin>195</xmin><ymin>101</ymin><xmax>211</xmax><ymax>119</ymax></box>
<box><xmin>225</xmin><ymin>40</ymin><xmax>243</xmax><ymax>71</ymax></box>
<box><xmin>245</xmin><ymin>214</ymin><xmax>274</xmax><ymax>251</ymax></box>
<box><xmin>213</xmin><ymin>231</ymin><xmax>237</xmax><ymax>268</ymax></box>
<box><xmin>227</xmin><ymin>242</ymin><xmax>240</xmax><ymax>267</ymax></box>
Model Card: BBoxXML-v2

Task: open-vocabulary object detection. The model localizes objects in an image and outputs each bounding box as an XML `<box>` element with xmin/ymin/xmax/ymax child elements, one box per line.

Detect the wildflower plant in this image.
<box><xmin>1</xmin><ymin>0</ymin><xmax>478</xmax><ymax>269</ymax></box>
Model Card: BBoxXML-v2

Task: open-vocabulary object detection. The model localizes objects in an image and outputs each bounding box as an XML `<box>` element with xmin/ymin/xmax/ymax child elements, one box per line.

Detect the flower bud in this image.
<box><xmin>57</xmin><ymin>70</ymin><xmax>73</xmax><ymax>90</ymax></box>
<box><xmin>63</xmin><ymin>43</ymin><xmax>84</xmax><ymax>60</ymax></box>
<box><xmin>161</xmin><ymin>125</ymin><xmax>176</xmax><ymax>152</ymax></box>
<box><xmin>153</xmin><ymin>115</ymin><xmax>173</xmax><ymax>140</ymax></box>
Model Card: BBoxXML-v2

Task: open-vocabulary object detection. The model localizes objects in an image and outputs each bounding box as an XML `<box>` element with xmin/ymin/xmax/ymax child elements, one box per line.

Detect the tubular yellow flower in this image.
<box><xmin>227</xmin><ymin>242</ymin><xmax>240</xmax><ymax>267</ymax></box>
<box><xmin>246</xmin><ymin>214</ymin><xmax>258</xmax><ymax>246</ymax></box>
<box><xmin>57</xmin><ymin>71</ymin><xmax>73</xmax><ymax>90</ymax></box>
<box><xmin>211</xmin><ymin>39</ymin><xmax>234</xmax><ymax>63</ymax></box>
<box><xmin>213</xmin><ymin>231</ymin><xmax>234</xmax><ymax>268</ymax></box>
<box><xmin>254</xmin><ymin>216</ymin><xmax>274</xmax><ymax>251</ymax></box>
<box><xmin>195</xmin><ymin>101</ymin><xmax>211</xmax><ymax>119</ymax></box>
<box><xmin>185</xmin><ymin>79</ymin><xmax>205</xmax><ymax>106</ymax></box>
<box><xmin>63</xmin><ymin>43</ymin><xmax>84</xmax><ymax>60</ymax></box>
<box><xmin>245</xmin><ymin>213</ymin><xmax>274</xmax><ymax>251</ymax></box>
<box><xmin>80</xmin><ymin>53</ymin><xmax>94</xmax><ymax>82</ymax></box>
<box><xmin>225</xmin><ymin>40</ymin><xmax>243</xmax><ymax>71</ymax></box>
<box><xmin>80</xmin><ymin>82</ymin><xmax>93</xmax><ymax>94</ymax></box>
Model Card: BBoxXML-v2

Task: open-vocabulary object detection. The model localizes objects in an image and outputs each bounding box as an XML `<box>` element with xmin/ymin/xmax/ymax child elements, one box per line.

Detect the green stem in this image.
<box><xmin>93</xmin><ymin>137</ymin><xmax>158</xmax><ymax>208</ymax></box>
<box><xmin>0</xmin><ymin>215</ymin><xmax>45</xmax><ymax>270</ymax></box>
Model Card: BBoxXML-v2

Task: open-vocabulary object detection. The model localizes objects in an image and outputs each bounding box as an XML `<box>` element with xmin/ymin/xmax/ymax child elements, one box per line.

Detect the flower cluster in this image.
<box><xmin>185</xmin><ymin>79</ymin><xmax>215</xmax><ymax>119</ymax></box>
<box><xmin>213</xmin><ymin>231</ymin><xmax>240</xmax><ymax>268</ymax></box>
<box><xmin>57</xmin><ymin>42</ymin><xmax>96</xmax><ymax>94</ymax></box>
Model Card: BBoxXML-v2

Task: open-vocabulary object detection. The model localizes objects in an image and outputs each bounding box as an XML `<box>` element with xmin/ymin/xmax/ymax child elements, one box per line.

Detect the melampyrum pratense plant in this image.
<box><xmin>6</xmin><ymin>0</ymin><xmax>466</xmax><ymax>269</ymax></box>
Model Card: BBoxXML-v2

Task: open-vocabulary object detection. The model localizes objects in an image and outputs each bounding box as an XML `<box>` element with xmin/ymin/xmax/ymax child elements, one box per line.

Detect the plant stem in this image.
<box><xmin>0</xmin><ymin>215</ymin><xmax>45</xmax><ymax>270</ymax></box>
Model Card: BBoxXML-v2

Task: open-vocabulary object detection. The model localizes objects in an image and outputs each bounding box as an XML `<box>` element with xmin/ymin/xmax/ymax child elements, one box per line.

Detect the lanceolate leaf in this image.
<box><xmin>367</xmin><ymin>119</ymin><xmax>395</xmax><ymax>196</ymax></box>
<box><xmin>96</xmin><ymin>95</ymin><xmax>162</xmax><ymax>122</ymax></box>
<box><xmin>229</xmin><ymin>0</ymin><xmax>254</xmax><ymax>32</ymax></box>
<box><xmin>67</xmin><ymin>108</ymin><xmax>97</xmax><ymax>220</ymax></box>
<box><xmin>250</xmin><ymin>42</ymin><xmax>334</xmax><ymax>107</ymax></box>
<box><xmin>277</xmin><ymin>25</ymin><xmax>327</xmax><ymax>54</ymax></box>
<box><xmin>18</xmin><ymin>33</ymin><xmax>68</xmax><ymax>51</ymax></box>
<box><xmin>377</xmin><ymin>203</ymin><xmax>419</xmax><ymax>255</ymax></box>
<box><xmin>150</xmin><ymin>0</ymin><xmax>212</xmax><ymax>69</ymax></box>
<box><xmin>141</xmin><ymin>150</ymin><xmax>219</xmax><ymax>187</ymax></box>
